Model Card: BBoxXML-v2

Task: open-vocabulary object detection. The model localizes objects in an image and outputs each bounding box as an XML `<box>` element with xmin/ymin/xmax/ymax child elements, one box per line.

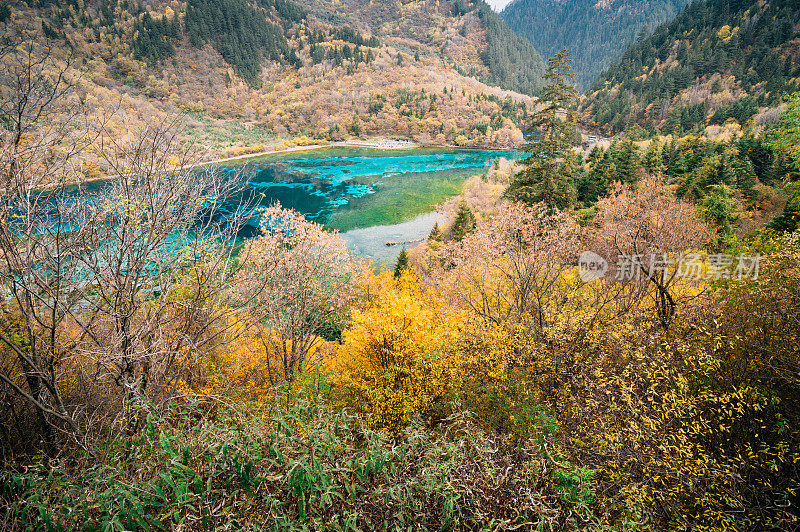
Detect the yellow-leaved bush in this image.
<box><xmin>200</xmin><ymin>318</ymin><xmax>300</xmax><ymax>399</ymax></box>
<box><xmin>325</xmin><ymin>271</ymin><xmax>465</xmax><ymax>433</ymax></box>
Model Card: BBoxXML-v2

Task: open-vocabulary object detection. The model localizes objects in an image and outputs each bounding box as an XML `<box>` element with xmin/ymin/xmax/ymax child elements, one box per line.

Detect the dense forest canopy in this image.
<box><xmin>1</xmin><ymin>0</ymin><xmax>541</xmax><ymax>163</ymax></box>
<box><xmin>582</xmin><ymin>0</ymin><xmax>800</xmax><ymax>135</ymax></box>
<box><xmin>501</xmin><ymin>0</ymin><xmax>692</xmax><ymax>90</ymax></box>
<box><xmin>475</xmin><ymin>0</ymin><xmax>546</xmax><ymax>95</ymax></box>
<box><xmin>185</xmin><ymin>0</ymin><xmax>294</xmax><ymax>86</ymax></box>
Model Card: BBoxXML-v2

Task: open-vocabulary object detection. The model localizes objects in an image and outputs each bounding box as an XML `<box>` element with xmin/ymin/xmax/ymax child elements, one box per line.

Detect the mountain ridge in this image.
<box><xmin>580</xmin><ymin>0</ymin><xmax>800</xmax><ymax>137</ymax></box>
<box><xmin>1</xmin><ymin>0</ymin><xmax>543</xmax><ymax>179</ymax></box>
<box><xmin>501</xmin><ymin>0</ymin><xmax>693</xmax><ymax>89</ymax></box>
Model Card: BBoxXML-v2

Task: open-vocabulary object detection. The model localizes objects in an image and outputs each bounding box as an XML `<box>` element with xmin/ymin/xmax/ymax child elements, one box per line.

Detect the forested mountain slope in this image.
<box><xmin>295</xmin><ymin>0</ymin><xmax>545</xmax><ymax>95</ymax></box>
<box><xmin>581</xmin><ymin>0</ymin><xmax>800</xmax><ymax>136</ymax></box>
<box><xmin>501</xmin><ymin>0</ymin><xmax>692</xmax><ymax>90</ymax></box>
<box><xmin>2</xmin><ymin>0</ymin><xmax>541</xmax><ymax>176</ymax></box>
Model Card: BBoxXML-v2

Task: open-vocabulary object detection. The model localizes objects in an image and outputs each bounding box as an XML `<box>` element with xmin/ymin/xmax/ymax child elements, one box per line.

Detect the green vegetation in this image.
<box><xmin>428</xmin><ymin>221</ymin><xmax>443</xmax><ymax>241</ymax></box>
<box><xmin>259</xmin><ymin>0</ymin><xmax>307</xmax><ymax>23</ymax></box>
<box><xmin>186</xmin><ymin>0</ymin><xmax>299</xmax><ymax>86</ymax></box>
<box><xmin>505</xmin><ymin>55</ymin><xmax>797</xmax><ymax>226</ymax></box>
<box><xmin>132</xmin><ymin>11</ymin><xmax>180</xmax><ymax>66</ymax></box>
<box><xmin>325</xmin><ymin>168</ymin><xmax>467</xmax><ymax>232</ymax></box>
<box><xmin>702</xmin><ymin>183</ymin><xmax>739</xmax><ymax>241</ymax></box>
<box><xmin>393</xmin><ymin>248</ymin><xmax>410</xmax><ymax>277</ymax></box>
<box><xmin>450</xmin><ymin>200</ymin><xmax>476</xmax><ymax>240</ymax></box>
<box><xmin>332</xmin><ymin>26</ymin><xmax>380</xmax><ymax>48</ymax></box>
<box><xmin>1</xmin><ymin>400</ymin><xmax>586</xmax><ymax>530</ymax></box>
<box><xmin>573</xmin><ymin>130</ymin><xmax>795</xmax><ymax>218</ymax></box>
<box><xmin>767</xmin><ymin>91</ymin><xmax>800</xmax><ymax>232</ymax></box>
<box><xmin>502</xmin><ymin>0</ymin><xmax>692</xmax><ymax>90</ymax></box>
<box><xmin>507</xmin><ymin>50</ymin><xmax>579</xmax><ymax>209</ymax></box>
<box><xmin>475</xmin><ymin>1</ymin><xmax>546</xmax><ymax>96</ymax></box>
<box><xmin>182</xmin><ymin>114</ymin><xmax>275</xmax><ymax>150</ymax></box>
<box><xmin>583</xmin><ymin>0</ymin><xmax>800</xmax><ymax>135</ymax></box>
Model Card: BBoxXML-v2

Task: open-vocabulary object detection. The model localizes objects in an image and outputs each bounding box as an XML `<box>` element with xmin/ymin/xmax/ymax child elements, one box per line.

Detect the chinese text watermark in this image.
<box><xmin>578</xmin><ymin>252</ymin><xmax>760</xmax><ymax>282</ymax></box>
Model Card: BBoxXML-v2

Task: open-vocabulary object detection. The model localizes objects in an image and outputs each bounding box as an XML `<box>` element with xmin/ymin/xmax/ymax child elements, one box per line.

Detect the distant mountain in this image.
<box><xmin>581</xmin><ymin>0</ymin><xmax>800</xmax><ymax>136</ymax></box>
<box><xmin>299</xmin><ymin>0</ymin><xmax>546</xmax><ymax>95</ymax></box>
<box><xmin>501</xmin><ymin>0</ymin><xmax>692</xmax><ymax>89</ymax></box>
<box><xmin>3</xmin><ymin>0</ymin><xmax>544</xmax><ymax>172</ymax></box>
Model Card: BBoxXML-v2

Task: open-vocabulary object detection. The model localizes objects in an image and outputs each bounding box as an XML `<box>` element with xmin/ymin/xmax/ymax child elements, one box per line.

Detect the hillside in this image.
<box><xmin>298</xmin><ymin>0</ymin><xmax>546</xmax><ymax>95</ymax></box>
<box><xmin>2</xmin><ymin>0</ymin><xmax>541</xmax><ymax>179</ymax></box>
<box><xmin>581</xmin><ymin>0</ymin><xmax>800</xmax><ymax>136</ymax></box>
<box><xmin>501</xmin><ymin>0</ymin><xmax>692</xmax><ymax>90</ymax></box>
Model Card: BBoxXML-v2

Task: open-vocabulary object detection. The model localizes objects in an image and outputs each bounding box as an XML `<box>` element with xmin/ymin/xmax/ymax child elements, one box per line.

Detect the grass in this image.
<box><xmin>326</xmin><ymin>168</ymin><xmax>480</xmax><ymax>232</ymax></box>
<box><xmin>182</xmin><ymin>113</ymin><xmax>276</xmax><ymax>150</ymax></box>
<box><xmin>0</xmin><ymin>397</ymin><xmax>595</xmax><ymax>531</ymax></box>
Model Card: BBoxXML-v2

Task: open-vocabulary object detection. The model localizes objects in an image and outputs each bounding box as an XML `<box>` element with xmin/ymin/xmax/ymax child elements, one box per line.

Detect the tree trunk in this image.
<box><xmin>23</xmin><ymin>371</ymin><xmax>60</xmax><ymax>457</ymax></box>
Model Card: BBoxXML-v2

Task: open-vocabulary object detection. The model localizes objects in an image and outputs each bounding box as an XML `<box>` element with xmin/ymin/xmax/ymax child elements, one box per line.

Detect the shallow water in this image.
<box><xmin>340</xmin><ymin>211</ymin><xmax>448</xmax><ymax>264</ymax></box>
<box><xmin>69</xmin><ymin>147</ymin><xmax>517</xmax><ymax>264</ymax></box>
<box><xmin>220</xmin><ymin>147</ymin><xmax>517</xmax><ymax>263</ymax></box>
<box><xmin>220</xmin><ymin>146</ymin><xmax>516</xmax><ymax>229</ymax></box>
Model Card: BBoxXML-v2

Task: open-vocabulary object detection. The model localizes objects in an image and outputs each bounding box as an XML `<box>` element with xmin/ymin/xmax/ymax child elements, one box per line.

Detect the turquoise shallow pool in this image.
<box><xmin>68</xmin><ymin>147</ymin><xmax>518</xmax><ymax>264</ymax></box>
<box><xmin>217</xmin><ymin>147</ymin><xmax>518</xmax><ymax>235</ymax></box>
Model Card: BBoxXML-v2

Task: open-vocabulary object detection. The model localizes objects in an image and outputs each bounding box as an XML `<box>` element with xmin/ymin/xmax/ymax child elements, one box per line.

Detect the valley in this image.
<box><xmin>1</xmin><ymin>0</ymin><xmax>800</xmax><ymax>530</ymax></box>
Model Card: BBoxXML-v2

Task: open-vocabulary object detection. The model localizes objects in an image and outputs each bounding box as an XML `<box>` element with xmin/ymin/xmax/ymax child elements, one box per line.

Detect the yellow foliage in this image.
<box><xmin>326</xmin><ymin>271</ymin><xmax>464</xmax><ymax>432</ymax></box>
<box><xmin>225</xmin><ymin>144</ymin><xmax>267</xmax><ymax>158</ymax></box>
<box><xmin>82</xmin><ymin>161</ymin><xmax>103</xmax><ymax>180</ymax></box>
<box><xmin>277</xmin><ymin>135</ymin><xmax>327</xmax><ymax>150</ymax></box>
<box><xmin>201</xmin><ymin>319</ymin><xmax>306</xmax><ymax>399</ymax></box>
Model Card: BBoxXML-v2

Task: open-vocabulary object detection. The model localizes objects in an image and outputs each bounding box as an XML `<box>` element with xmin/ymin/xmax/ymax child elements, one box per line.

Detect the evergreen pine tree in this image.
<box><xmin>616</xmin><ymin>140</ymin><xmax>640</xmax><ymax>183</ymax></box>
<box><xmin>394</xmin><ymin>248</ymin><xmax>410</xmax><ymax>278</ymax></box>
<box><xmin>428</xmin><ymin>222</ymin><xmax>442</xmax><ymax>242</ymax></box>
<box><xmin>769</xmin><ymin>184</ymin><xmax>800</xmax><ymax>233</ymax></box>
<box><xmin>702</xmin><ymin>184</ymin><xmax>739</xmax><ymax>242</ymax></box>
<box><xmin>644</xmin><ymin>141</ymin><xmax>663</xmax><ymax>175</ymax></box>
<box><xmin>505</xmin><ymin>49</ymin><xmax>578</xmax><ymax>210</ymax></box>
<box><xmin>451</xmin><ymin>201</ymin><xmax>476</xmax><ymax>241</ymax></box>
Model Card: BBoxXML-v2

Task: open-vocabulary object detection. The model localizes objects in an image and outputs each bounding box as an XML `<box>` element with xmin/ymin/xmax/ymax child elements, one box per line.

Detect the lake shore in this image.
<box><xmin>61</xmin><ymin>138</ymin><xmax>512</xmax><ymax>188</ymax></box>
<box><xmin>341</xmin><ymin>211</ymin><xmax>447</xmax><ymax>265</ymax></box>
<box><xmin>196</xmin><ymin>138</ymin><xmax>423</xmax><ymax>168</ymax></box>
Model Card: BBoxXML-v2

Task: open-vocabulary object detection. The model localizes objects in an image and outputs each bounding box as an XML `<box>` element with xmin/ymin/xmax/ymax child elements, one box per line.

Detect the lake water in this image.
<box><xmin>67</xmin><ymin>147</ymin><xmax>516</xmax><ymax>265</ymax></box>
<box><xmin>219</xmin><ymin>147</ymin><xmax>517</xmax><ymax>263</ymax></box>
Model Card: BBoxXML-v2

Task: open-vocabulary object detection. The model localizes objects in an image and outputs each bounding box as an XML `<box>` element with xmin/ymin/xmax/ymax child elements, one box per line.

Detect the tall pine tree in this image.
<box><xmin>393</xmin><ymin>248</ymin><xmax>410</xmax><ymax>278</ymax></box>
<box><xmin>451</xmin><ymin>201</ymin><xmax>476</xmax><ymax>241</ymax></box>
<box><xmin>506</xmin><ymin>49</ymin><xmax>578</xmax><ymax>210</ymax></box>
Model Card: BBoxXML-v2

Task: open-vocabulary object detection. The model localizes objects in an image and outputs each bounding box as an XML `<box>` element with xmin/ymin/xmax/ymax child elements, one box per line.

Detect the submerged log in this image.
<box><xmin>385</xmin><ymin>238</ymin><xmax>423</xmax><ymax>247</ymax></box>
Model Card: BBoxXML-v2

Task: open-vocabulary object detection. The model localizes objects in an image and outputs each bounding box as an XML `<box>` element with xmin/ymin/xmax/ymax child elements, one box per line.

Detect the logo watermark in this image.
<box><xmin>578</xmin><ymin>251</ymin><xmax>609</xmax><ymax>282</ymax></box>
<box><xmin>578</xmin><ymin>252</ymin><xmax>760</xmax><ymax>282</ymax></box>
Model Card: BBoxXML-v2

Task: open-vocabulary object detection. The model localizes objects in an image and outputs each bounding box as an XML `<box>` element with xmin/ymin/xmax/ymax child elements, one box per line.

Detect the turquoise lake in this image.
<box><xmin>68</xmin><ymin>147</ymin><xmax>517</xmax><ymax>264</ymax></box>
<box><xmin>218</xmin><ymin>147</ymin><xmax>518</xmax><ymax>262</ymax></box>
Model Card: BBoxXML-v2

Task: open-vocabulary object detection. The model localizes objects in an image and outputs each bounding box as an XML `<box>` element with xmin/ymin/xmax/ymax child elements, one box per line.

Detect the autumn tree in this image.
<box><xmin>506</xmin><ymin>49</ymin><xmax>578</xmax><ymax>210</ymax></box>
<box><xmin>593</xmin><ymin>174</ymin><xmax>714</xmax><ymax>327</ymax></box>
<box><xmin>70</xmin><ymin>118</ymin><xmax>250</xmax><ymax>433</ymax></box>
<box><xmin>436</xmin><ymin>201</ymin><xmax>580</xmax><ymax>340</ymax></box>
<box><xmin>0</xmin><ymin>38</ymin><xmax>100</xmax><ymax>455</ymax></box>
<box><xmin>0</xmin><ymin>33</ymin><xmax>254</xmax><ymax>453</ymax></box>
<box><xmin>234</xmin><ymin>205</ymin><xmax>366</xmax><ymax>385</ymax></box>
<box><xmin>327</xmin><ymin>271</ymin><xmax>463</xmax><ymax>432</ymax></box>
